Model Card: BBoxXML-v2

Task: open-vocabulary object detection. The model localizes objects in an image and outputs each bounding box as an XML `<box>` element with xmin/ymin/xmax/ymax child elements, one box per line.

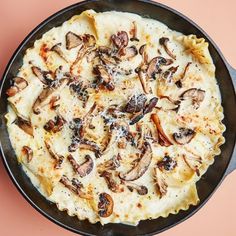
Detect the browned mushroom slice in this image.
<box><xmin>67</xmin><ymin>154</ymin><xmax>94</xmax><ymax>177</ymax></box>
<box><xmin>157</xmin><ymin>155</ymin><xmax>177</xmax><ymax>171</ymax></box>
<box><xmin>66</xmin><ymin>31</ymin><xmax>83</xmax><ymax>50</ymax></box>
<box><xmin>79</xmin><ymin>139</ymin><xmax>102</xmax><ymax>158</ymax></box>
<box><xmin>119</xmin><ymin>142</ymin><xmax>152</xmax><ymax>181</ymax></box>
<box><xmin>122</xmin><ymin>46</ymin><xmax>138</xmax><ymax>60</ymax></box>
<box><xmin>126</xmin><ymin>182</ymin><xmax>148</xmax><ymax>195</ymax></box>
<box><xmin>130</xmin><ymin>21</ymin><xmax>139</xmax><ymax>41</ymax></box>
<box><xmin>49</xmin><ymin>95</ymin><xmax>60</xmax><ymax>110</ymax></box>
<box><xmin>159</xmin><ymin>37</ymin><xmax>176</xmax><ymax>60</ymax></box>
<box><xmin>175</xmin><ymin>62</ymin><xmax>192</xmax><ymax>88</ymax></box>
<box><xmin>157</xmin><ymin>96</ymin><xmax>180</xmax><ymax>112</ymax></box>
<box><xmin>173</xmin><ymin>128</ymin><xmax>196</xmax><ymax>145</ymax></box>
<box><xmin>162</xmin><ymin>66</ymin><xmax>179</xmax><ymax>82</ymax></box>
<box><xmin>22</xmin><ymin>146</ymin><xmax>33</xmax><ymax>163</ymax></box>
<box><xmin>44</xmin><ymin>115</ymin><xmax>66</xmax><ymax>133</ymax></box>
<box><xmin>98</xmin><ymin>192</ymin><xmax>114</xmax><ymax>217</ymax></box>
<box><xmin>151</xmin><ymin>114</ymin><xmax>173</xmax><ymax>147</ymax></box>
<box><xmin>51</xmin><ymin>43</ymin><xmax>68</xmax><ymax>62</ymax></box>
<box><xmin>111</xmin><ymin>31</ymin><xmax>129</xmax><ymax>51</ymax></box>
<box><xmin>123</xmin><ymin>94</ymin><xmax>147</xmax><ymax>113</ymax></box>
<box><xmin>6</xmin><ymin>77</ymin><xmax>28</xmax><ymax>97</ymax></box>
<box><xmin>180</xmin><ymin>88</ymin><xmax>205</xmax><ymax>108</ymax></box>
<box><xmin>100</xmin><ymin>171</ymin><xmax>123</xmax><ymax>193</ymax></box>
<box><xmin>129</xmin><ymin>97</ymin><xmax>158</xmax><ymax>125</ymax></box>
<box><xmin>143</xmin><ymin>97</ymin><xmax>158</xmax><ymax>114</ymax></box>
<box><xmin>13</xmin><ymin>77</ymin><xmax>28</xmax><ymax>90</ymax></box>
<box><xmin>93</xmin><ymin>64</ymin><xmax>115</xmax><ymax>91</ymax></box>
<box><xmin>82</xmin><ymin>34</ymin><xmax>96</xmax><ymax>47</ymax></box>
<box><xmin>138</xmin><ymin>69</ymin><xmax>150</xmax><ymax>94</ymax></box>
<box><xmin>98</xmin><ymin>154</ymin><xmax>122</xmax><ymax>172</ymax></box>
<box><xmin>154</xmin><ymin>167</ymin><xmax>168</xmax><ymax>198</ymax></box>
<box><xmin>33</xmin><ymin>78</ymin><xmax>68</xmax><ymax>114</ymax></box>
<box><xmin>31</xmin><ymin>66</ymin><xmax>52</xmax><ymax>85</ymax></box>
<box><xmin>147</xmin><ymin>56</ymin><xmax>173</xmax><ymax>79</ymax></box>
<box><xmin>182</xmin><ymin>154</ymin><xmax>202</xmax><ymax>176</ymax></box>
<box><xmin>14</xmin><ymin>116</ymin><xmax>33</xmax><ymax>136</ymax></box>
<box><xmin>44</xmin><ymin>140</ymin><xmax>64</xmax><ymax>169</ymax></box>
<box><xmin>60</xmin><ymin>175</ymin><xmax>92</xmax><ymax>199</ymax></box>
<box><xmin>139</xmin><ymin>44</ymin><xmax>148</xmax><ymax>63</ymax></box>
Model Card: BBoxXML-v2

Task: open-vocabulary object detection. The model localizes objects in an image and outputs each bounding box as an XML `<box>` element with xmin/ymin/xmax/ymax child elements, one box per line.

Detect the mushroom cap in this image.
<box><xmin>173</xmin><ymin>128</ymin><xmax>196</xmax><ymax>145</ymax></box>
<box><xmin>98</xmin><ymin>192</ymin><xmax>114</xmax><ymax>217</ymax></box>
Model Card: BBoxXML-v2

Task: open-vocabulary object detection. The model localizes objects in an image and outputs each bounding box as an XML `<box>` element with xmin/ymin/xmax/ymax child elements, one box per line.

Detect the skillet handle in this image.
<box><xmin>225</xmin><ymin>64</ymin><xmax>236</xmax><ymax>175</ymax></box>
<box><xmin>228</xmin><ymin>64</ymin><xmax>236</xmax><ymax>89</ymax></box>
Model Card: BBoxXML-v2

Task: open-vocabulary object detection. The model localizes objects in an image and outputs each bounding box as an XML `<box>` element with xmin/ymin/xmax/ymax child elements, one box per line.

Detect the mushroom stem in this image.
<box><xmin>119</xmin><ymin>142</ymin><xmax>152</xmax><ymax>181</ymax></box>
<box><xmin>151</xmin><ymin>114</ymin><xmax>173</xmax><ymax>147</ymax></box>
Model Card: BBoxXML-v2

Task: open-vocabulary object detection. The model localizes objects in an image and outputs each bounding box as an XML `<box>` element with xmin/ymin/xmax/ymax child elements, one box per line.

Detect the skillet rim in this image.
<box><xmin>0</xmin><ymin>0</ymin><xmax>235</xmax><ymax>235</ymax></box>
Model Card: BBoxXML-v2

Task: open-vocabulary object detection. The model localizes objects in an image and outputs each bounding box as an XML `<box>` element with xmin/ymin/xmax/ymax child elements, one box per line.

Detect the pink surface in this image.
<box><xmin>0</xmin><ymin>1</ymin><xmax>235</xmax><ymax>235</ymax></box>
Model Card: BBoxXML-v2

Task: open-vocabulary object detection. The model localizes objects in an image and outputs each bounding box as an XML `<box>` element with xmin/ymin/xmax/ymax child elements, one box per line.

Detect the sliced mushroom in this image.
<box><xmin>93</xmin><ymin>64</ymin><xmax>115</xmax><ymax>91</ymax></box>
<box><xmin>69</xmin><ymin>81</ymin><xmax>89</xmax><ymax>106</ymax></box>
<box><xmin>51</xmin><ymin>43</ymin><xmax>68</xmax><ymax>62</ymax></box>
<box><xmin>14</xmin><ymin>116</ymin><xmax>33</xmax><ymax>136</ymax></box>
<box><xmin>162</xmin><ymin>66</ymin><xmax>179</xmax><ymax>82</ymax></box>
<box><xmin>49</xmin><ymin>95</ymin><xmax>60</xmax><ymax>110</ymax></box>
<box><xmin>67</xmin><ymin>154</ymin><xmax>93</xmax><ymax>177</ymax></box>
<box><xmin>119</xmin><ymin>142</ymin><xmax>152</xmax><ymax>181</ymax></box>
<box><xmin>6</xmin><ymin>77</ymin><xmax>28</xmax><ymax>97</ymax></box>
<box><xmin>175</xmin><ymin>62</ymin><xmax>192</xmax><ymax>88</ymax></box>
<box><xmin>157</xmin><ymin>96</ymin><xmax>180</xmax><ymax>112</ymax></box>
<box><xmin>111</xmin><ymin>31</ymin><xmax>129</xmax><ymax>51</ymax></box>
<box><xmin>129</xmin><ymin>21</ymin><xmax>139</xmax><ymax>40</ymax></box>
<box><xmin>173</xmin><ymin>128</ymin><xmax>196</xmax><ymax>145</ymax></box>
<box><xmin>151</xmin><ymin>114</ymin><xmax>173</xmax><ymax>147</ymax></box>
<box><xmin>182</xmin><ymin>154</ymin><xmax>202</xmax><ymax>176</ymax></box>
<box><xmin>31</xmin><ymin>66</ymin><xmax>52</xmax><ymax>85</ymax></box>
<box><xmin>129</xmin><ymin>111</ymin><xmax>144</xmax><ymax>125</ymax></box>
<box><xmin>79</xmin><ymin>139</ymin><xmax>102</xmax><ymax>158</ymax></box>
<box><xmin>126</xmin><ymin>182</ymin><xmax>148</xmax><ymax>195</ymax></box>
<box><xmin>98</xmin><ymin>154</ymin><xmax>122</xmax><ymax>172</ymax></box>
<box><xmin>44</xmin><ymin>140</ymin><xmax>64</xmax><ymax>169</ymax></box>
<box><xmin>66</xmin><ymin>31</ymin><xmax>83</xmax><ymax>50</ymax></box>
<box><xmin>32</xmin><ymin>78</ymin><xmax>68</xmax><ymax>114</ymax></box>
<box><xmin>138</xmin><ymin>69</ymin><xmax>150</xmax><ymax>94</ymax></box>
<box><xmin>180</xmin><ymin>88</ymin><xmax>205</xmax><ymax>108</ymax></box>
<box><xmin>22</xmin><ymin>146</ymin><xmax>33</xmax><ymax>163</ymax></box>
<box><xmin>159</xmin><ymin>37</ymin><xmax>176</xmax><ymax>60</ymax></box>
<box><xmin>122</xmin><ymin>46</ymin><xmax>138</xmax><ymax>60</ymax></box>
<box><xmin>129</xmin><ymin>97</ymin><xmax>158</xmax><ymax>125</ymax></box>
<box><xmin>100</xmin><ymin>171</ymin><xmax>123</xmax><ymax>193</ymax></box>
<box><xmin>143</xmin><ymin>97</ymin><xmax>158</xmax><ymax>114</ymax></box>
<box><xmin>123</xmin><ymin>94</ymin><xmax>147</xmax><ymax>113</ymax></box>
<box><xmin>82</xmin><ymin>34</ymin><xmax>96</xmax><ymax>47</ymax></box>
<box><xmin>98</xmin><ymin>192</ymin><xmax>114</xmax><ymax>217</ymax></box>
<box><xmin>147</xmin><ymin>56</ymin><xmax>173</xmax><ymax>79</ymax></box>
<box><xmin>44</xmin><ymin>115</ymin><xmax>66</xmax><ymax>133</ymax></box>
<box><xmin>139</xmin><ymin>44</ymin><xmax>148</xmax><ymax>63</ymax></box>
<box><xmin>154</xmin><ymin>167</ymin><xmax>168</xmax><ymax>198</ymax></box>
<box><xmin>157</xmin><ymin>155</ymin><xmax>177</xmax><ymax>171</ymax></box>
<box><xmin>59</xmin><ymin>175</ymin><xmax>92</xmax><ymax>199</ymax></box>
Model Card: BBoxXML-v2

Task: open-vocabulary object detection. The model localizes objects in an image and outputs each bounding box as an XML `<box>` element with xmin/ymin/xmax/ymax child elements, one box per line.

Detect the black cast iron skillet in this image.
<box><xmin>0</xmin><ymin>0</ymin><xmax>235</xmax><ymax>235</ymax></box>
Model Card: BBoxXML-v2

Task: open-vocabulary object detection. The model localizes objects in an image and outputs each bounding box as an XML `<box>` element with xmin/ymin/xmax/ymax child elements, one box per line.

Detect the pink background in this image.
<box><xmin>0</xmin><ymin>1</ymin><xmax>235</xmax><ymax>235</ymax></box>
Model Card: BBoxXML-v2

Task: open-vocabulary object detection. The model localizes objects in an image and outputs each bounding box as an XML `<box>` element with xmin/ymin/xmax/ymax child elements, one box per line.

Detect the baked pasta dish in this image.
<box><xmin>6</xmin><ymin>10</ymin><xmax>225</xmax><ymax>225</ymax></box>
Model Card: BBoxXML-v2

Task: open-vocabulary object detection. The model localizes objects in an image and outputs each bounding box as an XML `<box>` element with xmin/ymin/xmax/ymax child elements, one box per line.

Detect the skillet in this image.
<box><xmin>0</xmin><ymin>0</ymin><xmax>235</xmax><ymax>235</ymax></box>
